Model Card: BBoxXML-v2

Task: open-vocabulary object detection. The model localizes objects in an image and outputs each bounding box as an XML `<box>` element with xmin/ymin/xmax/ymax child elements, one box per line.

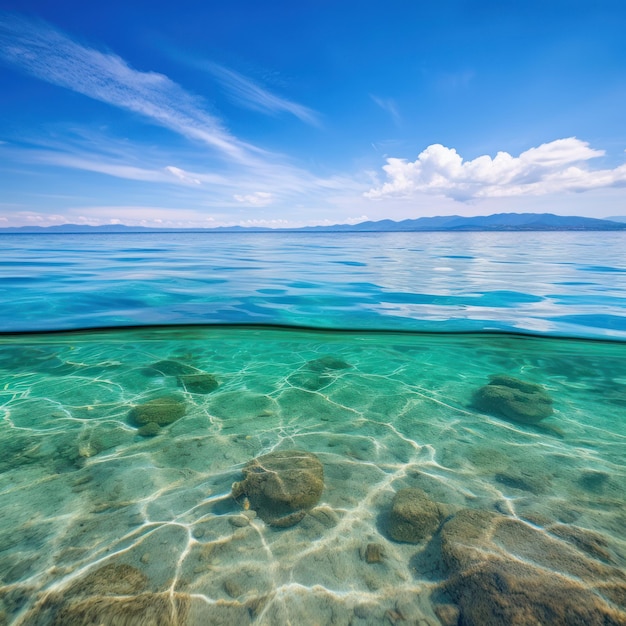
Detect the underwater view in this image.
<box><xmin>0</xmin><ymin>325</ymin><xmax>624</xmax><ymax>625</ymax></box>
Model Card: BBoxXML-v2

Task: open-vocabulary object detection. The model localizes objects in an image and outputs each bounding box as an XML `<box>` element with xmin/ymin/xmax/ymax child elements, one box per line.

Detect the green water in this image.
<box><xmin>0</xmin><ymin>327</ymin><xmax>624</xmax><ymax>625</ymax></box>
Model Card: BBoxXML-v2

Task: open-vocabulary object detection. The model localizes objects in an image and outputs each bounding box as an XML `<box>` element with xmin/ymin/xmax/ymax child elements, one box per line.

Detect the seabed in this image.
<box><xmin>0</xmin><ymin>326</ymin><xmax>624</xmax><ymax>625</ymax></box>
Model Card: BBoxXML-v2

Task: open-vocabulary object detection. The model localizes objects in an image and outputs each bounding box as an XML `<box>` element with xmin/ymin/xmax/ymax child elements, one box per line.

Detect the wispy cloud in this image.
<box><xmin>0</xmin><ymin>13</ymin><xmax>259</xmax><ymax>163</ymax></box>
<box><xmin>164</xmin><ymin>166</ymin><xmax>201</xmax><ymax>185</ymax></box>
<box><xmin>0</xmin><ymin>15</ymin><xmax>367</xmax><ymax>226</ymax></box>
<box><xmin>366</xmin><ymin>138</ymin><xmax>626</xmax><ymax>200</ymax></box>
<box><xmin>370</xmin><ymin>95</ymin><xmax>401</xmax><ymax>126</ymax></box>
<box><xmin>206</xmin><ymin>63</ymin><xmax>321</xmax><ymax>127</ymax></box>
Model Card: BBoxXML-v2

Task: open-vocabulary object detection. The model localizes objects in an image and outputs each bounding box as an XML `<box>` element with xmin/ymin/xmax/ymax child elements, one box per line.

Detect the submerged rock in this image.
<box><xmin>306</xmin><ymin>355</ymin><xmax>352</xmax><ymax>372</ymax></box>
<box><xmin>128</xmin><ymin>395</ymin><xmax>186</xmax><ymax>428</ymax></box>
<box><xmin>287</xmin><ymin>355</ymin><xmax>353</xmax><ymax>391</ymax></box>
<box><xmin>136</xmin><ymin>422</ymin><xmax>161</xmax><ymax>437</ymax></box>
<box><xmin>495</xmin><ymin>469</ymin><xmax>551</xmax><ymax>494</ymax></box>
<box><xmin>363</xmin><ymin>542</ymin><xmax>385</xmax><ymax>564</ymax></box>
<box><xmin>24</xmin><ymin>562</ymin><xmax>191</xmax><ymax>626</ymax></box>
<box><xmin>142</xmin><ymin>359</ymin><xmax>197</xmax><ymax>377</ymax></box>
<box><xmin>472</xmin><ymin>374</ymin><xmax>553</xmax><ymax>424</ymax></box>
<box><xmin>67</xmin><ymin>563</ymin><xmax>147</xmax><ymax>596</ymax></box>
<box><xmin>388</xmin><ymin>487</ymin><xmax>444</xmax><ymax>543</ymax></box>
<box><xmin>177</xmin><ymin>373</ymin><xmax>219</xmax><ymax>394</ymax></box>
<box><xmin>435</xmin><ymin>508</ymin><xmax>626</xmax><ymax>626</ymax></box>
<box><xmin>232</xmin><ymin>450</ymin><xmax>324</xmax><ymax>528</ymax></box>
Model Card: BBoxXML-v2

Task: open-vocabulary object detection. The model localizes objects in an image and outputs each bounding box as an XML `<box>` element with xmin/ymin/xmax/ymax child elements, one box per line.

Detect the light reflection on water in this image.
<box><xmin>1</xmin><ymin>231</ymin><xmax>625</xmax><ymax>337</ymax></box>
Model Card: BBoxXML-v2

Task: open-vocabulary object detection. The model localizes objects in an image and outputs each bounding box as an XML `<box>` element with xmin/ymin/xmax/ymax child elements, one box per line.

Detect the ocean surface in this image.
<box><xmin>1</xmin><ymin>230</ymin><xmax>625</xmax><ymax>337</ymax></box>
<box><xmin>0</xmin><ymin>231</ymin><xmax>625</xmax><ymax>625</ymax></box>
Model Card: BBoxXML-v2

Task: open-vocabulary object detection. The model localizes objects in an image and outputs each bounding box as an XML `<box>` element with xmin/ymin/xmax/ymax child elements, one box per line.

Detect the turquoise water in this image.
<box><xmin>0</xmin><ymin>232</ymin><xmax>625</xmax><ymax>624</ymax></box>
<box><xmin>1</xmin><ymin>231</ymin><xmax>625</xmax><ymax>337</ymax></box>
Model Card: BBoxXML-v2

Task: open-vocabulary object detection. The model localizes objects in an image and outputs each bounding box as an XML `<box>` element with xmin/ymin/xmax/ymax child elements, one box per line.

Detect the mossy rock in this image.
<box><xmin>128</xmin><ymin>395</ymin><xmax>186</xmax><ymax>427</ymax></box>
<box><xmin>442</xmin><ymin>558</ymin><xmax>625</xmax><ymax>626</ymax></box>
<box><xmin>67</xmin><ymin>563</ymin><xmax>147</xmax><ymax>596</ymax></box>
<box><xmin>287</xmin><ymin>355</ymin><xmax>352</xmax><ymax>391</ymax></box>
<box><xmin>232</xmin><ymin>450</ymin><xmax>324</xmax><ymax>527</ymax></box>
<box><xmin>388</xmin><ymin>487</ymin><xmax>444</xmax><ymax>543</ymax></box>
<box><xmin>142</xmin><ymin>360</ymin><xmax>197</xmax><ymax>377</ymax></box>
<box><xmin>137</xmin><ymin>422</ymin><xmax>162</xmax><ymax>437</ymax></box>
<box><xmin>177</xmin><ymin>373</ymin><xmax>219</xmax><ymax>394</ymax></box>
<box><xmin>50</xmin><ymin>593</ymin><xmax>190</xmax><ymax>626</ymax></box>
<box><xmin>306</xmin><ymin>356</ymin><xmax>352</xmax><ymax>372</ymax></box>
<box><xmin>472</xmin><ymin>374</ymin><xmax>553</xmax><ymax>424</ymax></box>
<box><xmin>438</xmin><ymin>509</ymin><xmax>626</xmax><ymax>625</ymax></box>
<box><xmin>21</xmin><ymin>563</ymin><xmax>193</xmax><ymax>626</ymax></box>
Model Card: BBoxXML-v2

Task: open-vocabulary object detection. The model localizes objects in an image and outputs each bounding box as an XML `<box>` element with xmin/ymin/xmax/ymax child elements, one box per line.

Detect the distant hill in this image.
<box><xmin>300</xmin><ymin>213</ymin><xmax>626</xmax><ymax>232</ymax></box>
<box><xmin>1</xmin><ymin>212</ymin><xmax>626</xmax><ymax>233</ymax></box>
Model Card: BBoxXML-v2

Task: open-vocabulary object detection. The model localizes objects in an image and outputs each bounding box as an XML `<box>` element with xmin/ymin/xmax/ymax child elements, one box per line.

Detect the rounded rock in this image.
<box><xmin>388</xmin><ymin>487</ymin><xmax>443</xmax><ymax>543</ymax></box>
<box><xmin>128</xmin><ymin>395</ymin><xmax>186</xmax><ymax>427</ymax></box>
<box><xmin>472</xmin><ymin>374</ymin><xmax>553</xmax><ymax>424</ymax></box>
<box><xmin>177</xmin><ymin>373</ymin><xmax>219</xmax><ymax>394</ymax></box>
<box><xmin>231</xmin><ymin>449</ymin><xmax>324</xmax><ymax>527</ymax></box>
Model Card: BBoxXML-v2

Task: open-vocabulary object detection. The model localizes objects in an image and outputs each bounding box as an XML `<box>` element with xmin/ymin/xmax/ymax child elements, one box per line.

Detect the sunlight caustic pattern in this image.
<box><xmin>0</xmin><ymin>327</ymin><xmax>624</xmax><ymax>624</ymax></box>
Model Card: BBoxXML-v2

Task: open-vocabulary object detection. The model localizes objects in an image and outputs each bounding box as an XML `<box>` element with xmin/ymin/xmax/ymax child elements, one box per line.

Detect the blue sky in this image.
<box><xmin>1</xmin><ymin>1</ymin><xmax>626</xmax><ymax>228</ymax></box>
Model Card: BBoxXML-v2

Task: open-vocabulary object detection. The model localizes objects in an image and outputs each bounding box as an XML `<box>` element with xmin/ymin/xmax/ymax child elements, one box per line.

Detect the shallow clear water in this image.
<box><xmin>1</xmin><ymin>232</ymin><xmax>625</xmax><ymax>624</ymax></box>
<box><xmin>0</xmin><ymin>327</ymin><xmax>624</xmax><ymax>624</ymax></box>
<box><xmin>1</xmin><ymin>231</ymin><xmax>626</xmax><ymax>337</ymax></box>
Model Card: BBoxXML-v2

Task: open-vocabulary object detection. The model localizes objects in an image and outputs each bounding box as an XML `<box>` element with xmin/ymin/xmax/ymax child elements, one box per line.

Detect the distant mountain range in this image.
<box><xmin>2</xmin><ymin>212</ymin><xmax>626</xmax><ymax>233</ymax></box>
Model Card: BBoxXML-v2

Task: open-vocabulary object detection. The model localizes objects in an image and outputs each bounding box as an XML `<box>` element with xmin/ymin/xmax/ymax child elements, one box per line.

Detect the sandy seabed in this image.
<box><xmin>0</xmin><ymin>327</ymin><xmax>624</xmax><ymax>625</ymax></box>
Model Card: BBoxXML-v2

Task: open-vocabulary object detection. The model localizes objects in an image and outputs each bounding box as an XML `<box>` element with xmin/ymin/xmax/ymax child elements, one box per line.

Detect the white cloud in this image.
<box><xmin>164</xmin><ymin>166</ymin><xmax>201</xmax><ymax>185</ymax></box>
<box><xmin>240</xmin><ymin>218</ymin><xmax>289</xmax><ymax>226</ymax></box>
<box><xmin>366</xmin><ymin>138</ymin><xmax>626</xmax><ymax>201</ymax></box>
<box><xmin>39</xmin><ymin>152</ymin><xmax>170</xmax><ymax>182</ymax></box>
<box><xmin>64</xmin><ymin>205</ymin><xmax>217</xmax><ymax>226</ymax></box>
<box><xmin>207</xmin><ymin>63</ymin><xmax>321</xmax><ymax>127</ymax></box>
<box><xmin>0</xmin><ymin>14</ymin><xmax>258</xmax><ymax>163</ymax></box>
<box><xmin>6</xmin><ymin>140</ymin><xmax>231</xmax><ymax>186</ymax></box>
<box><xmin>344</xmin><ymin>214</ymin><xmax>370</xmax><ymax>224</ymax></box>
<box><xmin>233</xmin><ymin>191</ymin><xmax>274</xmax><ymax>206</ymax></box>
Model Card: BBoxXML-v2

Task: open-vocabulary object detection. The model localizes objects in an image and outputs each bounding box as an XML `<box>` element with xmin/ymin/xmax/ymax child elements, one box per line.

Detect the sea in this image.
<box><xmin>0</xmin><ymin>231</ymin><xmax>624</xmax><ymax>625</ymax></box>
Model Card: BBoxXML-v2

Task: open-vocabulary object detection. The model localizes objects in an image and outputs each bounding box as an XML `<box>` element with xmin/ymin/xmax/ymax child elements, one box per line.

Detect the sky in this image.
<box><xmin>1</xmin><ymin>0</ymin><xmax>626</xmax><ymax>228</ymax></box>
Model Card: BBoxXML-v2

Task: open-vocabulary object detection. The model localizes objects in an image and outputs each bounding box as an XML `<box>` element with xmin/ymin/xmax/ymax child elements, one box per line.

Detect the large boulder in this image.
<box><xmin>435</xmin><ymin>509</ymin><xmax>626</xmax><ymax>626</ymax></box>
<box><xmin>23</xmin><ymin>563</ymin><xmax>190</xmax><ymax>626</ymax></box>
<box><xmin>388</xmin><ymin>488</ymin><xmax>444</xmax><ymax>543</ymax></box>
<box><xmin>232</xmin><ymin>450</ymin><xmax>324</xmax><ymax>527</ymax></box>
<box><xmin>177</xmin><ymin>373</ymin><xmax>219</xmax><ymax>394</ymax></box>
<box><xmin>128</xmin><ymin>395</ymin><xmax>186</xmax><ymax>428</ymax></box>
<box><xmin>472</xmin><ymin>374</ymin><xmax>553</xmax><ymax>424</ymax></box>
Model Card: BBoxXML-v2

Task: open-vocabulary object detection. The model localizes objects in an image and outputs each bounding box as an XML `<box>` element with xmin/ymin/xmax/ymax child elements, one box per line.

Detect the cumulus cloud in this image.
<box><xmin>366</xmin><ymin>138</ymin><xmax>626</xmax><ymax>201</ymax></box>
<box><xmin>233</xmin><ymin>191</ymin><xmax>274</xmax><ymax>206</ymax></box>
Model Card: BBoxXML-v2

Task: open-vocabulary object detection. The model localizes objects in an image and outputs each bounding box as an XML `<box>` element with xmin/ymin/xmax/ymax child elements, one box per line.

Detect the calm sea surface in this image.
<box><xmin>0</xmin><ymin>232</ymin><xmax>625</xmax><ymax>624</ymax></box>
<box><xmin>1</xmin><ymin>230</ymin><xmax>625</xmax><ymax>337</ymax></box>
